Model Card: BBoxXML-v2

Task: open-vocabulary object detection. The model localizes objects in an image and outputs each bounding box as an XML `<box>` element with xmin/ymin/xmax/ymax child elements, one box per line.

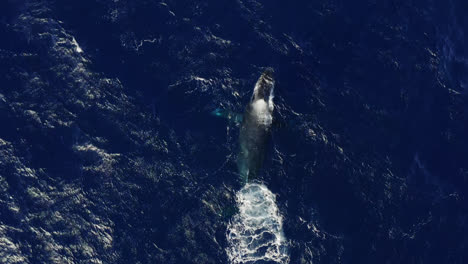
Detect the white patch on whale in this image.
<box><xmin>226</xmin><ymin>183</ymin><xmax>289</xmax><ymax>264</ymax></box>
<box><xmin>252</xmin><ymin>99</ymin><xmax>273</xmax><ymax>126</ymax></box>
<box><xmin>250</xmin><ymin>75</ymin><xmax>274</xmax><ymax>126</ymax></box>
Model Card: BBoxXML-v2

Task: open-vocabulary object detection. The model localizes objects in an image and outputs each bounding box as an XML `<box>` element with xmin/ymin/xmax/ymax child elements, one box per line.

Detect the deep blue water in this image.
<box><xmin>0</xmin><ymin>0</ymin><xmax>468</xmax><ymax>263</ymax></box>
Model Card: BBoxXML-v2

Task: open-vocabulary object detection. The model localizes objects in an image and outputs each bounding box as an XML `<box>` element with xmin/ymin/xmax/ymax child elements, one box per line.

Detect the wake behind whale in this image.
<box><xmin>226</xmin><ymin>183</ymin><xmax>289</xmax><ymax>264</ymax></box>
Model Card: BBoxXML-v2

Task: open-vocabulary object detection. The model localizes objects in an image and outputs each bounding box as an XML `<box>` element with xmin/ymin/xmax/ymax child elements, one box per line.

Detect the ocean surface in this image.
<box><xmin>1</xmin><ymin>0</ymin><xmax>468</xmax><ymax>263</ymax></box>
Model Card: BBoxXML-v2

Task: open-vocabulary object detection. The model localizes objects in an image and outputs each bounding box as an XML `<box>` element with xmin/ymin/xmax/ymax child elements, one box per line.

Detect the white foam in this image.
<box><xmin>226</xmin><ymin>183</ymin><xmax>289</xmax><ymax>264</ymax></box>
<box><xmin>72</xmin><ymin>37</ymin><xmax>83</xmax><ymax>53</ymax></box>
<box><xmin>268</xmin><ymin>87</ymin><xmax>274</xmax><ymax>113</ymax></box>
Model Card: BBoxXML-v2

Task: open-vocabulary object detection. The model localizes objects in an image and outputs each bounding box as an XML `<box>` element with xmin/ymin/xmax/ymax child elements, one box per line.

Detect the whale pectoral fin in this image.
<box><xmin>211</xmin><ymin>108</ymin><xmax>243</xmax><ymax>124</ymax></box>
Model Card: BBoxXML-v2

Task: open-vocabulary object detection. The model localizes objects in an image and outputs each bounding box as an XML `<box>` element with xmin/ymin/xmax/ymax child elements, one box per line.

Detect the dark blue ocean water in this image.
<box><xmin>0</xmin><ymin>0</ymin><xmax>468</xmax><ymax>263</ymax></box>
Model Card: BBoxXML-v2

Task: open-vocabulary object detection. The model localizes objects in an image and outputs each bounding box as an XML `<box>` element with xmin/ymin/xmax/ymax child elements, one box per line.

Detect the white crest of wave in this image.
<box><xmin>226</xmin><ymin>183</ymin><xmax>289</xmax><ymax>264</ymax></box>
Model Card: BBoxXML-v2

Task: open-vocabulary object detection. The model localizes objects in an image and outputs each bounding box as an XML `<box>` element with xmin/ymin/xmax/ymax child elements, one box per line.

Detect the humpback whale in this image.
<box><xmin>211</xmin><ymin>68</ymin><xmax>275</xmax><ymax>182</ymax></box>
<box><xmin>237</xmin><ymin>68</ymin><xmax>275</xmax><ymax>182</ymax></box>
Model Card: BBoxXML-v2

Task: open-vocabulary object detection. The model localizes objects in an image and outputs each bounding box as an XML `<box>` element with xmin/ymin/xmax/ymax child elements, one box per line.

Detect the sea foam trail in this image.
<box><xmin>226</xmin><ymin>183</ymin><xmax>289</xmax><ymax>264</ymax></box>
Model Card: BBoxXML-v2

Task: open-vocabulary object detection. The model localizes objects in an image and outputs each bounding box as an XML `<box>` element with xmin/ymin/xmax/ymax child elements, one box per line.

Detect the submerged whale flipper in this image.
<box><xmin>211</xmin><ymin>108</ymin><xmax>243</xmax><ymax>124</ymax></box>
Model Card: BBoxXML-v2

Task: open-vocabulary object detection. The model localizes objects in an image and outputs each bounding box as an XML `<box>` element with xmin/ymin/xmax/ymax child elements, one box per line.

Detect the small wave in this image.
<box><xmin>226</xmin><ymin>183</ymin><xmax>289</xmax><ymax>264</ymax></box>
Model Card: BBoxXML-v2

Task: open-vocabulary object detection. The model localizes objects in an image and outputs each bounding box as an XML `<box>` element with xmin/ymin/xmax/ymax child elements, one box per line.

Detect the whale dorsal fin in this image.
<box><xmin>211</xmin><ymin>108</ymin><xmax>243</xmax><ymax>124</ymax></box>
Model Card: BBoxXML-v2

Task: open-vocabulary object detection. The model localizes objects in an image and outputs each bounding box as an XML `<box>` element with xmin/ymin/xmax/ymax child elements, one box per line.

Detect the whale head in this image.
<box><xmin>248</xmin><ymin>68</ymin><xmax>275</xmax><ymax>126</ymax></box>
<box><xmin>252</xmin><ymin>68</ymin><xmax>275</xmax><ymax>105</ymax></box>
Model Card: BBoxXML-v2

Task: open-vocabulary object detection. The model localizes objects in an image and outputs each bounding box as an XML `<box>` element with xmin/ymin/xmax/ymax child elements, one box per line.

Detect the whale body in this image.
<box><xmin>237</xmin><ymin>68</ymin><xmax>275</xmax><ymax>182</ymax></box>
